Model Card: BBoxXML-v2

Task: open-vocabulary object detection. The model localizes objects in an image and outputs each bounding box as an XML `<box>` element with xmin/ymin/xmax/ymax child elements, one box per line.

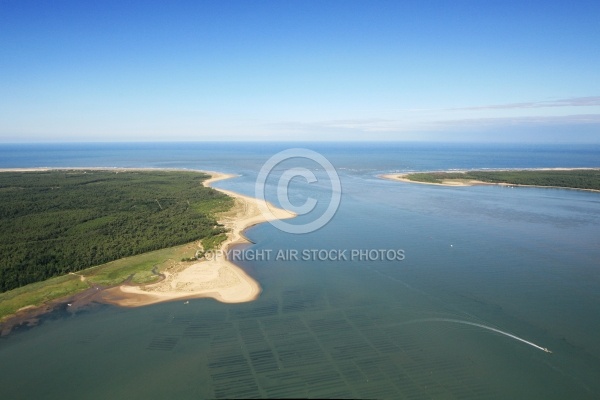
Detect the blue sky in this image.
<box><xmin>1</xmin><ymin>0</ymin><xmax>599</xmax><ymax>142</ymax></box>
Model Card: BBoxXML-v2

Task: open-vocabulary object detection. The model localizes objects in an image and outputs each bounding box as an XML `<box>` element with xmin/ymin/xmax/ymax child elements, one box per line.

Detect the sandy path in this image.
<box><xmin>101</xmin><ymin>171</ymin><xmax>295</xmax><ymax>306</ymax></box>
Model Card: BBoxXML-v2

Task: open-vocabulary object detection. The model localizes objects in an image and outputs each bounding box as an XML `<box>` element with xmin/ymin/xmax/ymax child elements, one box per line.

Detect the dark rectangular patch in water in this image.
<box><xmin>249</xmin><ymin>349</ymin><xmax>279</xmax><ymax>373</ymax></box>
<box><xmin>213</xmin><ymin>377</ymin><xmax>261</xmax><ymax>399</ymax></box>
<box><xmin>183</xmin><ymin>322</ymin><xmax>212</xmax><ymax>338</ymax></box>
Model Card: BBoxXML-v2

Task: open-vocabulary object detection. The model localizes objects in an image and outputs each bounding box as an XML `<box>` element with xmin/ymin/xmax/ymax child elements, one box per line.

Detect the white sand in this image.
<box><xmin>0</xmin><ymin>167</ymin><xmax>295</xmax><ymax>306</ymax></box>
<box><xmin>102</xmin><ymin>171</ymin><xmax>296</xmax><ymax>306</ymax></box>
<box><xmin>379</xmin><ymin>169</ymin><xmax>600</xmax><ymax>192</ymax></box>
<box><xmin>379</xmin><ymin>173</ymin><xmax>486</xmax><ymax>187</ymax></box>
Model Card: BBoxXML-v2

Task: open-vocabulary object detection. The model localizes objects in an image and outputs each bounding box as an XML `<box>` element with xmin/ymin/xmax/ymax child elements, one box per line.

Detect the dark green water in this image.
<box><xmin>1</xmin><ymin>144</ymin><xmax>599</xmax><ymax>398</ymax></box>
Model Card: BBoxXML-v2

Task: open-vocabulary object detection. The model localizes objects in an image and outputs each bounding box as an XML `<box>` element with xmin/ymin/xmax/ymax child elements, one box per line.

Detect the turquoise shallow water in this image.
<box><xmin>0</xmin><ymin>143</ymin><xmax>599</xmax><ymax>399</ymax></box>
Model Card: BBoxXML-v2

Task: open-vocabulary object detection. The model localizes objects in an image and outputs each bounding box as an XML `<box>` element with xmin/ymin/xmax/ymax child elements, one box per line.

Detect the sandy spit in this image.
<box><xmin>0</xmin><ymin>167</ymin><xmax>295</xmax><ymax>308</ymax></box>
<box><xmin>379</xmin><ymin>168</ymin><xmax>600</xmax><ymax>192</ymax></box>
<box><xmin>100</xmin><ymin>170</ymin><xmax>296</xmax><ymax>306</ymax></box>
<box><xmin>378</xmin><ymin>173</ymin><xmax>487</xmax><ymax>187</ymax></box>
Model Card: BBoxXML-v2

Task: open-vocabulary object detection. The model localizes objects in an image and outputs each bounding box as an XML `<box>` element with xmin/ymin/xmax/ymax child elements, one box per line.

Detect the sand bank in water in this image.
<box><xmin>101</xmin><ymin>171</ymin><xmax>295</xmax><ymax>306</ymax></box>
<box><xmin>379</xmin><ymin>173</ymin><xmax>489</xmax><ymax>187</ymax></box>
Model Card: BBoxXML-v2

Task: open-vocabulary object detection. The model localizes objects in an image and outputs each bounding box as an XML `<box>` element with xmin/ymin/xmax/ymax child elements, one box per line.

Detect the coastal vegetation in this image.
<box><xmin>0</xmin><ymin>242</ymin><xmax>200</xmax><ymax>321</ymax></box>
<box><xmin>0</xmin><ymin>170</ymin><xmax>233</xmax><ymax>294</ymax></box>
<box><xmin>403</xmin><ymin>169</ymin><xmax>600</xmax><ymax>190</ymax></box>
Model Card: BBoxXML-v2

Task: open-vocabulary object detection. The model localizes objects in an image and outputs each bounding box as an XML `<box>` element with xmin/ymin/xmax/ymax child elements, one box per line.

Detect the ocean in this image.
<box><xmin>0</xmin><ymin>142</ymin><xmax>599</xmax><ymax>399</ymax></box>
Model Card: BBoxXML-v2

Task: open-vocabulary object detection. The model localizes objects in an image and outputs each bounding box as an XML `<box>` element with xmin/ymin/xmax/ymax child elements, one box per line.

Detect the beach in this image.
<box><xmin>0</xmin><ymin>168</ymin><xmax>295</xmax><ymax>331</ymax></box>
<box><xmin>379</xmin><ymin>173</ymin><xmax>488</xmax><ymax>187</ymax></box>
<box><xmin>380</xmin><ymin>168</ymin><xmax>600</xmax><ymax>192</ymax></box>
<box><xmin>2</xmin><ymin>144</ymin><xmax>600</xmax><ymax>398</ymax></box>
<box><xmin>100</xmin><ymin>171</ymin><xmax>295</xmax><ymax>306</ymax></box>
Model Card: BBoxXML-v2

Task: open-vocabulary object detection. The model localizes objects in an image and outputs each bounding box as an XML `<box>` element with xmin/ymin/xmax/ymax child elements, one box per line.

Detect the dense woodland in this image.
<box><xmin>0</xmin><ymin>170</ymin><xmax>233</xmax><ymax>292</ymax></box>
<box><xmin>405</xmin><ymin>169</ymin><xmax>600</xmax><ymax>190</ymax></box>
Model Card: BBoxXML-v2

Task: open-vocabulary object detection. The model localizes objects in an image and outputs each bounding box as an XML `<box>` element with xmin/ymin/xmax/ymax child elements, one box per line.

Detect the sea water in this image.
<box><xmin>0</xmin><ymin>142</ymin><xmax>599</xmax><ymax>399</ymax></box>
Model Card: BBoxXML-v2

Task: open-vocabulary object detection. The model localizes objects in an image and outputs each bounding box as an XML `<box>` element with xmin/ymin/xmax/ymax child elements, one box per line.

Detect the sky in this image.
<box><xmin>1</xmin><ymin>0</ymin><xmax>599</xmax><ymax>143</ymax></box>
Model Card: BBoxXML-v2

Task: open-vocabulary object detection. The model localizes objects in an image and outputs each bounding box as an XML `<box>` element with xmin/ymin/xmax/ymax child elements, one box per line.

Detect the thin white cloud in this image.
<box><xmin>266</xmin><ymin>118</ymin><xmax>420</xmax><ymax>134</ymax></box>
<box><xmin>269</xmin><ymin>113</ymin><xmax>600</xmax><ymax>135</ymax></box>
<box><xmin>440</xmin><ymin>113</ymin><xmax>600</xmax><ymax>128</ymax></box>
<box><xmin>256</xmin><ymin>111</ymin><xmax>600</xmax><ymax>142</ymax></box>
<box><xmin>450</xmin><ymin>96</ymin><xmax>600</xmax><ymax>111</ymax></box>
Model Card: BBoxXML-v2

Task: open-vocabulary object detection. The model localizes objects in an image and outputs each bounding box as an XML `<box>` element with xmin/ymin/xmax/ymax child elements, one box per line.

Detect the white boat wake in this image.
<box><xmin>413</xmin><ymin>318</ymin><xmax>552</xmax><ymax>353</ymax></box>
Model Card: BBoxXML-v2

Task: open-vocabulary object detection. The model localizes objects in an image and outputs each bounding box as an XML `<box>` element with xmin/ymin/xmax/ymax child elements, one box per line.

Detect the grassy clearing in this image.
<box><xmin>80</xmin><ymin>242</ymin><xmax>199</xmax><ymax>286</ymax></box>
<box><xmin>0</xmin><ymin>241</ymin><xmax>200</xmax><ymax>322</ymax></box>
<box><xmin>202</xmin><ymin>232</ymin><xmax>228</xmax><ymax>251</ymax></box>
<box><xmin>0</xmin><ymin>274</ymin><xmax>88</xmax><ymax>322</ymax></box>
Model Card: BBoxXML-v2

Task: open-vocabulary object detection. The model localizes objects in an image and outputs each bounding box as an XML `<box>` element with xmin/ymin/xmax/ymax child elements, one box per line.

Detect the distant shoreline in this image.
<box><xmin>379</xmin><ymin>168</ymin><xmax>600</xmax><ymax>193</ymax></box>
